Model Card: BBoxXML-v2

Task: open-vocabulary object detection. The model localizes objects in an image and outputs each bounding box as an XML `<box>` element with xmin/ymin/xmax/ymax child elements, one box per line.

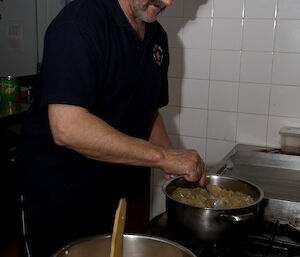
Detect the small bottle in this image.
<box><xmin>0</xmin><ymin>77</ymin><xmax>3</xmax><ymax>102</ymax></box>
<box><xmin>1</xmin><ymin>76</ymin><xmax>20</xmax><ymax>102</ymax></box>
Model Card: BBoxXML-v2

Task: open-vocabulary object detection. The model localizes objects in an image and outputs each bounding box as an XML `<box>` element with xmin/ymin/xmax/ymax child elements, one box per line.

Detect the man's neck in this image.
<box><xmin>118</xmin><ymin>0</ymin><xmax>145</xmax><ymax>40</ymax></box>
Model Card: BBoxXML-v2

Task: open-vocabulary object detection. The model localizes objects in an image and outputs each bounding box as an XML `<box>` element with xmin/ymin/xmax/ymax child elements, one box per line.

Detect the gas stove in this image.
<box><xmin>146</xmin><ymin>209</ymin><xmax>300</xmax><ymax>257</ymax></box>
<box><xmin>146</xmin><ymin>144</ymin><xmax>300</xmax><ymax>257</ymax></box>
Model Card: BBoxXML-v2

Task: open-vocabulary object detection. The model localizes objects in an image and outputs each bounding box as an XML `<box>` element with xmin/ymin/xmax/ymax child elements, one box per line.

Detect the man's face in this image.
<box><xmin>131</xmin><ymin>0</ymin><xmax>171</xmax><ymax>23</ymax></box>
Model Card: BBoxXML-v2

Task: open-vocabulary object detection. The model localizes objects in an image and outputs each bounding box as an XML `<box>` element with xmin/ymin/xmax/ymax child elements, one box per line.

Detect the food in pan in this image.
<box><xmin>170</xmin><ymin>185</ymin><xmax>255</xmax><ymax>208</ymax></box>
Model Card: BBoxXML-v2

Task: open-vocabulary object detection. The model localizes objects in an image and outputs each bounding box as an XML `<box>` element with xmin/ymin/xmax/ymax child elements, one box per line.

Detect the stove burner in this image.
<box><xmin>145</xmin><ymin>213</ymin><xmax>300</xmax><ymax>257</ymax></box>
<box><xmin>186</xmin><ymin>241</ymin><xmax>252</xmax><ymax>257</ymax></box>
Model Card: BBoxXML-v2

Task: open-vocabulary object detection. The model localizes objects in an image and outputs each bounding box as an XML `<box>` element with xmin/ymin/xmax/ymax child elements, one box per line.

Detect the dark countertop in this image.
<box><xmin>0</xmin><ymin>101</ymin><xmax>30</xmax><ymax>128</ymax></box>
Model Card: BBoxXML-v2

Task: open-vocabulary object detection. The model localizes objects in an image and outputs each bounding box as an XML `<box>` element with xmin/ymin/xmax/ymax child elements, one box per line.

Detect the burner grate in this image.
<box><xmin>145</xmin><ymin>213</ymin><xmax>300</xmax><ymax>257</ymax></box>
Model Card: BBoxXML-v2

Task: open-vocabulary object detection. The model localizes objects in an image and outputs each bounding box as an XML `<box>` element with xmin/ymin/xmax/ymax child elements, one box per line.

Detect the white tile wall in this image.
<box><xmin>160</xmin><ymin>106</ymin><xmax>180</xmax><ymax>134</ymax></box>
<box><xmin>168</xmin><ymin>48</ymin><xmax>183</xmax><ymax>78</ymax></box>
<box><xmin>238</xmin><ymin>83</ymin><xmax>270</xmax><ymax>115</ymax></box>
<box><xmin>275</xmin><ymin>20</ymin><xmax>300</xmax><ymax>52</ymax></box>
<box><xmin>181</xmin><ymin>79</ymin><xmax>209</xmax><ymax>109</ymax></box>
<box><xmin>236</xmin><ymin>113</ymin><xmax>268</xmax><ymax>145</ymax></box>
<box><xmin>183</xmin><ymin>49</ymin><xmax>210</xmax><ymax>79</ymax></box>
<box><xmin>272</xmin><ymin>53</ymin><xmax>300</xmax><ymax>85</ymax></box>
<box><xmin>183</xmin><ymin>0</ymin><xmax>213</xmax><ymax>18</ymax></box>
<box><xmin>242</xmin><ymin>20</ymin><xmax>275</xmax><ymax>51</ymax></box>
<box><xmin>277</xmin><ymin>0</ymin><xmax>300</xmax><ymax>19</ymax></box>
<box><xmin>206</xmin><ymin>139</ymin><xmax>236</xmax><ymax>166</ymax></box>
<box><xmin>163</xmin><ymin>0</ymin><xmax>183</xmax><ymax>17</ymax></box>
<box><xmin>269</xmin><ymin>86</ymin><xmax>300</xmax><ymax>117</ymax></box>
<box><xmin>158</xmin><ymin>17</ymin><xmax>183</xmax><ymax>48</ymax></box>
<box><xmin>212</xmin><ymin>19</ymin><xmax>243</xmax><ymax>50</ymax></box>
<box><xmin>213</xmin><ymin>0</ymin><xmax>244</xmax><ymax>18</ymax></box>
<box><xmin>168</xmin><ymin>78</ymin><xmax>181</xmax><ymax>106</ymax></box>
<box><xmin>182</xmin><ymin>19</ymin><xmax>212</xmax><ymax>49</ymax></box>
<box><xmin>244</xmin><ymin>0</ymin><xmax>277</xmax><ymax>19</ymax></box>
<box><xmin>210</xmin><ymin>50</ymin><xmax>241</xmax><ymax>81</ymax></box>
<box><xmin>179</xmin><ymin>136</ymin><xmax>206</xmax><ymax>158</ymax></box>
<box><xmin>209</xmin><ymin>81</ymin><xmax>239</xmax><ymax>112</ymax></box>
<box><xmin>179</xmin><ymin>108</ymin><xmax>207</xmax><ymax>137</ymax></box>
<box><xmin>240</xmin><ymin>52</ymin><xmax>273</xmax><ymax>83</ymax></box>
<box><xmin>207</xmin><ymin>110</ymin><xmax>237</xmax><ymax>141</ymax></box>
<box><xmin>151</xmin><ymin>0</ymin><xmax>300</xmax><ymax>219</ymax></box>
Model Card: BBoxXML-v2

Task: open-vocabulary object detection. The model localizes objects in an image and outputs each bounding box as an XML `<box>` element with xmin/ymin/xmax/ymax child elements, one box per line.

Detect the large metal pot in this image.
<box><xmin>51</xmin><ymin>234</ymin><xmax>196</xmax><ymax>257</ymax></box>
<box><xmin>163</xmin><ymin>175</ymin><xmax>264</xmax><ymax>241</ymax></box>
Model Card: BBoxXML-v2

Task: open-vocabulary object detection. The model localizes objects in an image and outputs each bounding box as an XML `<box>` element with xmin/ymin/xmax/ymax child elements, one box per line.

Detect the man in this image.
<box><xmin>16</xmin><ymin>0</ymin><xmax>206</xmax><ymax>256</ymax></box>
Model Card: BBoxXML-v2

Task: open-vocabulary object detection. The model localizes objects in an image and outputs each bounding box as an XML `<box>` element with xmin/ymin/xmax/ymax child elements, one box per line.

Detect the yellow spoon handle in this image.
<box><xmin>110</xmin><ymin>198</ymin><xmax>127</xmax><ymax>257</ymax></box>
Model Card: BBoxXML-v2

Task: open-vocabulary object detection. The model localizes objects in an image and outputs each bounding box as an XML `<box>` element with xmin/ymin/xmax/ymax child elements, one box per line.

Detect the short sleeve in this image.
<box><xmin>40</xmin><ymin>22</ymin><xmax>103</xmax><ymax>110</ymax></box>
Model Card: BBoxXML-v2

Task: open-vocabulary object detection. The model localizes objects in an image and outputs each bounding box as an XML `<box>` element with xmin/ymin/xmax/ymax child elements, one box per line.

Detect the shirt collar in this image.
<box><xmin>101</xmin><ymin>0</ymin><xmax>131</xmax><ymax>27</ymax></box>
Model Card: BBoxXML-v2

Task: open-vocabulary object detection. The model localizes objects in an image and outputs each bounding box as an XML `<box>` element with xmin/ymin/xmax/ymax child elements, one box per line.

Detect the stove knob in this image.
<box><xmin>295</xmin><ymin>214</ymin><xmax>300</xmax><ymax>229</ymax></box>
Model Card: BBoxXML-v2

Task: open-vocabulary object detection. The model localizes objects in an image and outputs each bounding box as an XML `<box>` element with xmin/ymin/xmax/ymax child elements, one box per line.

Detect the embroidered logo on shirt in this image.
<box><xmin>153</xmin><ymin>43</ymin><xmax>163</xmax><ymax>66</ymax></box>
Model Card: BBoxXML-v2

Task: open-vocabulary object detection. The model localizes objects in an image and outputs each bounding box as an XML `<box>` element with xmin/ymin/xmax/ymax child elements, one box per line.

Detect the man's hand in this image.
<box><xmin>159</xmin><ymin>149</ymin><xmax>206</xmax><ymax>186</ymax></box>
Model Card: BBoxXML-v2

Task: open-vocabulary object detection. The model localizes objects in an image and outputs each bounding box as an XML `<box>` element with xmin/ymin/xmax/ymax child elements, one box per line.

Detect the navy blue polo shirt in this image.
<box><xmin>17</xmin><ymin>0</ymin><xmax>169</xmax><ymax>219</ymax></box>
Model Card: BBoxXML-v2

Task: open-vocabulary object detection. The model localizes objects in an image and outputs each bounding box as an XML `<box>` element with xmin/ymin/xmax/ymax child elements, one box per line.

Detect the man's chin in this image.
<box><xmin>140</xmin><ymin>16</ymin><xmax>157</xmax><ymax>23</ymax></box>
<box><xmin>139</xmin><ymin>9</ymin><xmax>164</xmax><ymax>23</ymax></box>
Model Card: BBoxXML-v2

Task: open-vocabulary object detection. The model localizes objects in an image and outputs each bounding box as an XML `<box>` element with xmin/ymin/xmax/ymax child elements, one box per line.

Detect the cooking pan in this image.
<box><xmin>51</xmin><ymin>234</ymin><xmax>197</xmax><ymax>257</ymax></box>
<box><xmin>163</xmin><ymin>175</ymin><xmax>264</xmax><ymax>241</ymax></box>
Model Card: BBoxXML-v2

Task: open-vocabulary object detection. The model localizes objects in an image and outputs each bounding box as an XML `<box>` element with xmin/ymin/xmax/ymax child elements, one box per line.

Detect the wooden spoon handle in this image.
<box><xmin>110</xmin><ymin>198</ymin><xmax>127</xmax><ymax>257</ymax></box>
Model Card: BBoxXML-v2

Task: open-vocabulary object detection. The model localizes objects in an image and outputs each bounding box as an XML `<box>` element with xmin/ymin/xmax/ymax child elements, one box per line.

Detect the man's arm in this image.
<box><xmin>48</xmin><ymin>104</ymin><xmax>206</xmax><ymax>185</ymax></box>
<box><xmin>148</xmin><ymin>110</ymin><xmax>206</xmax><ymax>183</ymax></box>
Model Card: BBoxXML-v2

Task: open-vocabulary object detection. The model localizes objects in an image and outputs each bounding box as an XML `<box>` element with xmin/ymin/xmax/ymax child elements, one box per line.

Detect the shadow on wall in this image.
<box><xmin>160</xmin><ymin>0</ymin><xmax>208</xmax><ymax>148</ymax></box>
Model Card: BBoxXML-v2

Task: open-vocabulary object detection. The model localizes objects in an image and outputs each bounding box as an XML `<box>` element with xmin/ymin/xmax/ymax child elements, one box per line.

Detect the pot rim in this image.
<box><xmin>51</xmin><ymin>233</ymin><xmax>197</xmax><ymax>257</ymax></box>
<box><xmin>162</xmin><ymin>175</ymin><xmax>264</xmax><ymax>211</ymax></box>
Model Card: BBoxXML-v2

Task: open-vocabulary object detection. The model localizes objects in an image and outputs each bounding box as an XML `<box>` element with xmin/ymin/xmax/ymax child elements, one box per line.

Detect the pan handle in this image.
<box><xmin>219</xmin><ymin>212</ymin><xmax>254</xmax><ymax>223</ymax></box>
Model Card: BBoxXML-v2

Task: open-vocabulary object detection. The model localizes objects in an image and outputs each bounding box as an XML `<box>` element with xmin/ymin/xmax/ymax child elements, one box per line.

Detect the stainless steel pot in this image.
<box><xmin>51</xmin><ymin>234</ymin><xmax>197</xmax><ymax>257</ymax></box>
<box><xmin>163</xmin><ymin>175</ymin><xmax>264</xmax><ymax>241</ymax></box>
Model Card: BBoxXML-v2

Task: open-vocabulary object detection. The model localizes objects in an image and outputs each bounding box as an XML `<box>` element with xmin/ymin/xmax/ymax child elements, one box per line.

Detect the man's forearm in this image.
<box><xmin>48</xmin><ymin>104</ymin><xmax>206</xmax><ymax>184</ymax></box>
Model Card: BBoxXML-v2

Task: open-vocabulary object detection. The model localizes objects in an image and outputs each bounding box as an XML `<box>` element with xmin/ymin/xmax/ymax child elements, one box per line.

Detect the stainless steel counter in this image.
<box><xmin>209</xmin><ymin>144</ymin><xmax>300</xmax><ymax>224</ymax></box>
